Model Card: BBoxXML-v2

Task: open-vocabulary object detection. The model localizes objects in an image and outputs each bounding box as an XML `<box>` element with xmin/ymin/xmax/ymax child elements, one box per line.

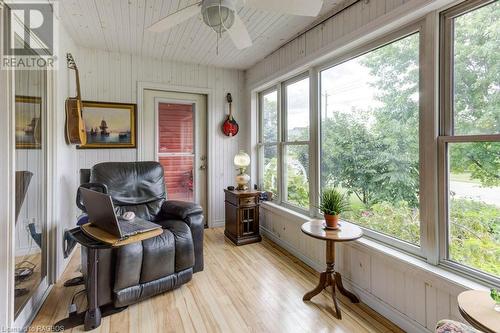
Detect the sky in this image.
<box><xmin>285</xmin><ymin>56</ymin><xmax>381</xmax><ymax>134</ymax></box>
<box><xmin>321</xmin><ymin>57</ymin><xmax>381</xmax><ymax>118</ymax></box>
<box><xmin>83</xmin><ymin>107</ymin><xmax>131</xmax><ymax>132</ymax></box>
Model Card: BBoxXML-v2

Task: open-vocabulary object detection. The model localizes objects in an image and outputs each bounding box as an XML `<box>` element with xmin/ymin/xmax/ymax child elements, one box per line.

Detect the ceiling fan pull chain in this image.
<box><xmin>217</xmin><ymin>0</ymin><xmax>222</xmax><ymax>56</ymax></box>
<box><xmin>216</xmin><ymin>33</ymin><xmax>220</xmax><ymax>55</ymax></box>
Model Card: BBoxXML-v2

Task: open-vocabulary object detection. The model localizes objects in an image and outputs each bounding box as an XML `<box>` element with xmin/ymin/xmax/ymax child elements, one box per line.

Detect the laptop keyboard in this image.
<box><xmin>119</xmin><ymin>220</ymin><xmax>143</xmax><ymax>235</ymax></box>
<box><xmin>117</xmin><ymin>218</ymin><xmax>160</xmax><ymax>237</ymax></box>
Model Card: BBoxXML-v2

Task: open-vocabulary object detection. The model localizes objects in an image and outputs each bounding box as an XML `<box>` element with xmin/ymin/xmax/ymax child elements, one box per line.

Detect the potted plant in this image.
<box><xmin>491</xmin><ymin>288</ymin><xmax>500</xmax><ymax>312</ymax></box>
<box><xmin>318</xmin><ymin>188</ymin><xmax>350</xmax><ymax>229</ymax></box>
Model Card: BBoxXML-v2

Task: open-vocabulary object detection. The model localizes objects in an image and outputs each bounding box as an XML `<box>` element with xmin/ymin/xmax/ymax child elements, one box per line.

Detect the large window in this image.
<box><xmin>320</xmin><ymin>33</ymin><xmax>421</xmax><ymax>246</ymax></box>
<box><xmin>441</xmin><ymin>0</ymin><xmax>499</xmax><ymax>278</ymax></box>
<box><xmin>259</xmin><ymin>76</ymin><xmax>311</xmax><ymax>212</ymax></box>
<box><xmin>256</xmin><ymin>0</ymin><xmax>499</xmax><ymax>285</ymax></box>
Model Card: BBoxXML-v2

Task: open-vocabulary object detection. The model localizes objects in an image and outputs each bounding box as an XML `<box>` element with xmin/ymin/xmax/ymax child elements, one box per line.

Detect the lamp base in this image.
<box><xmin>235</xmin><ymin>172</ymin><xmax>250</xmax><ymax>191</ymax></box>
<box><xmin>235</xmin><ymin>184</ymin><xmax>248</xmax><ymax>191</ymax></box>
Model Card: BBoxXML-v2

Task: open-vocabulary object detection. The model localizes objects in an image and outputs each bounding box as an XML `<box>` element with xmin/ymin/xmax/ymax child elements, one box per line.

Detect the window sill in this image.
<box><xmin>260</xmin><ymin>201</ymin><xmax>491</xmax><ymax>291</ymax></box>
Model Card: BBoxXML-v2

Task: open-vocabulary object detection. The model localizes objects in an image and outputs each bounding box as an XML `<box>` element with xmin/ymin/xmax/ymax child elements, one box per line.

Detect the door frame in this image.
<box><xmin>0</xmin><ymin>2</ymin><xmax>16</xmax><ymax>326</ymax></box>
<box><xmin>0</xmin><ymin>3</ymin><xmax>56</xmax><ymax>325</ymax></box>
<box><xmin>137</xmin><ymin>82</ymin><xmax>214</xmax><ymax>226</ymax></box>
<box><xmin>154</xmin><ymin>97</ymin><xmax>205</xmax><ymax>207</ymax></box>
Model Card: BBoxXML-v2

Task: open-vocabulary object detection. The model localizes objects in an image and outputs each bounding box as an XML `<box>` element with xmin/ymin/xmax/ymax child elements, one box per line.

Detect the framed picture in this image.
<box><xmin>15</xmin><ymin>95</ymin><xmax>42</xmax><ymax>149</ymax></box>
<box><xmin>78</xmin><ymin>101</ymin><xmax>137</xmax><ymax>149</ymax></box>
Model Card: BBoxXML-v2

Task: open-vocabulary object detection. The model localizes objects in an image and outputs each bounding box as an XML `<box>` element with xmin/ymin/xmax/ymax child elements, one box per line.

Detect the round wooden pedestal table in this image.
<box><xmin>457</xmin><ymin>290</ymin><xmax>500</xmax><ymax>333</ymax></box>
<box><xmin>301</xmin><ymin>219</ymin><xmax>363</xmax><ymax>319</ymax></box>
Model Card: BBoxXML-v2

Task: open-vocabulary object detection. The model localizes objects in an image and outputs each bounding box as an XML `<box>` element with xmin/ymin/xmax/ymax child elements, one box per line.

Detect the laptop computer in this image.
<box><xmin>80</xmin><ymin>187</ymin><xmax>161</xmax><ymax>239</ymax></box>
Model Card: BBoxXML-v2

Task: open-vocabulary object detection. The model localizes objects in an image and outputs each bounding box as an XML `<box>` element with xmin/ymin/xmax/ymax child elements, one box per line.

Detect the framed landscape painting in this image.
<box><xmin>78</xmin><ymin>101</ymin><xmax>136</xmax><ymax>149</ymax></box>
<box><xmin>15</xmin><ymin>95</ymin><xmax>42</xmax><ymax>149</ymax></box>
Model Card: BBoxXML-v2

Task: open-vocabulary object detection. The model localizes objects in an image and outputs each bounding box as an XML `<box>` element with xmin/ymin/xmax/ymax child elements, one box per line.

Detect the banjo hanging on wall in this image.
<box><xmin>222</xmin><ymin>93</ymin><xmax>239</xmax><ymax>137</ymax></box>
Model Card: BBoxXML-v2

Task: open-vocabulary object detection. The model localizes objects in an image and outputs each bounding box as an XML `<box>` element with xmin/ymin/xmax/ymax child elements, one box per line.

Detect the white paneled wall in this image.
<box><xmin>260</xmin><ymin>205</ymin><xmax>478</xmax><ymax>333</ymax></box>
<box><xmin>75</xmin><ymin>47</ymin><xmax>246</xmax><ymax>225</ymax></box>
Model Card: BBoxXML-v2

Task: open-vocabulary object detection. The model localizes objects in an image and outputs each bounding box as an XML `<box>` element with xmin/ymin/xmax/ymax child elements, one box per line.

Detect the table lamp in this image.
<box><xmin>234</xmin><ymin>151</ymin><xmax>250</xmax><ymax>190</ymax></box>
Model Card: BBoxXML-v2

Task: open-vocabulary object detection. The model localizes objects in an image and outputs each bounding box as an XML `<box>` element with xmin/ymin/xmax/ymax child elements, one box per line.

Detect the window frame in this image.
<box><xmin>281</xmin><ymin>73</ymin><xmax>312</xmax><ymax>212</ymax></box>
<box><xmin>258</xmin><ymin>87</ymin><xmax>281</xmax><ymax>202</ymax></box>
<box><xmin>438</xmin><ymin>0</ymin><xmax>500</xmax><ymax>285</ymax></box>
<box><xmin>315</xmin><ymin>22</ymin><xmax>427</xmax><ymax>257</ymax></box>
<box><xmin>258</xmin><ymin>72</ymin><xmax>313</xmax><ymax>215</ymax></box>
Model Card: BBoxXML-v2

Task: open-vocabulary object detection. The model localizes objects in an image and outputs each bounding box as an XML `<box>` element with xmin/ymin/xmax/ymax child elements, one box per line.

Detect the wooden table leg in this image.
<box><xmin>335</xmin><ymin>271</ymin><xmax>359</xmax><ymax>303</ymax></box>
<box><xmin>303</xmin><ymin>240</ymin><xmax>359</xmax><ymax>319</ymax></box>
<box><xmin>303</xmin><ymin>271</ymin><xmax>327</xmax><ymax>301</ymax></box>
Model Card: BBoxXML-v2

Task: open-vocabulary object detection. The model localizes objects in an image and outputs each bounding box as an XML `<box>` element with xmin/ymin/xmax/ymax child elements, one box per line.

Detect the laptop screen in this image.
<box><xmin>80</xmin><ymin>187</ymin><xmax>122</xmax><ymax>237</ymax></box>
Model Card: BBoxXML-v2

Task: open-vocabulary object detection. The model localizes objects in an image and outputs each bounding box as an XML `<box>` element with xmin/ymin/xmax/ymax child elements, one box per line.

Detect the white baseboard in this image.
<box><xmin>341</xmin><ymin>279</ymin><xmax>430</xmax><ymax>333</ymax></box>
<box><xmin>260</xmin><ymin>226</ymin><xmax>430</xmax><ymax>333</ymax></box>
<box><xmin>211</xmin><ymin>219</ymin><xmax>225</xmax><ymax>228</ymax></box>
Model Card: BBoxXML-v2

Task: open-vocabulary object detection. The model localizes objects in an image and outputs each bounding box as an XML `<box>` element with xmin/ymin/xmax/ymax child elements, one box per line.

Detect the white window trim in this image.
<box><xmin>438</xmin><ymin>0</ymin><xmax>500</xmax><ymax>287</ymax></box>
<box><xmin>258</xmin><ymin>73</ymin><xmax>313</xmax><ymax>216</ymax></box>
<box><xmin>258</xmin><ymin>21</ymin><xmax>428</xmax><ymax>255</ymax></box>
<box><xmin>315</xmin><ymin>21</ymin><xmax>428</xmax><ymax>258</ymax></box>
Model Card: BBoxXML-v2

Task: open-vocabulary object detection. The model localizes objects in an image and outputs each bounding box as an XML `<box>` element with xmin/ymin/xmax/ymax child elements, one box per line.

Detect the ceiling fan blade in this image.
<box><xmin>243</xmin><ymin>0</ymin><xmax>323</xmax><ymax>16</ymax></box>
<box><xmin>147</xmin><ymin>2</ymin><xmax>201</xmax><ymax>32</ymax></box>
<box><xmin>227</xmin><ymin>14</ymin><xmax>252</xmax><ymax>50</ymax></box>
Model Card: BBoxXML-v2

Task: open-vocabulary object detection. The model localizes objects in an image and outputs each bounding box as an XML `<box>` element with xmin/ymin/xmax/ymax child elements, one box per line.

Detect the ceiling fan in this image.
<box><xmin>147</xmin><ymin>0</ymin><xmax>324</xmax><ymax>50</ymax></box>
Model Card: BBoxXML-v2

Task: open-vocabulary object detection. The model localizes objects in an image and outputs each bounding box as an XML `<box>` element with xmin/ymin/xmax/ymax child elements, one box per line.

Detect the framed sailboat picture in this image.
<box><xmin>78</xmin><ymin>101</ymin><xmax>136</xmax><ymax>149</ymax></box>
<box><xmin>15</xmin><ymin>95</ymin><xmax>43</xmax><ymax>149</ymax></box>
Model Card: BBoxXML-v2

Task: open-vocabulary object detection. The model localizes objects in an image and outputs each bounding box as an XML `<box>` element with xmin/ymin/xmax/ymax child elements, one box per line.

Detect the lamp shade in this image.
<box><xmin>201</xmin><ymin>0</ymin><xmax>235</xmax><ymax>34</ymax></box>
<box><xmin>234</xmin><ymin>151</ymin><xmax>250</xmax><ymax>167</ymax></box>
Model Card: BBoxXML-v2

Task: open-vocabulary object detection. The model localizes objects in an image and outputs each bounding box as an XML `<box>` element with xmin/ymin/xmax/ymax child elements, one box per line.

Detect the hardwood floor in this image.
<box><xmin>31</xmin><ymin>228</ymin><xmax>403</xmax><ymax>332</ymax></box>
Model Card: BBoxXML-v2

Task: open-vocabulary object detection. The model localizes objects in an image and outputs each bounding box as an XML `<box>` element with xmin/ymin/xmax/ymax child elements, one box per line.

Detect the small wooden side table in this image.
<box><xmin>457</xmin><ymin>290</ymin><xmax>500</xmax><ymax>333</ymax></box>
<box><xmin>224</xmin><ymin>189</ymin><xmax>262</xmax><ymax>245</ymax></box>
<box><xmin>301</xmin><ymin>219</ymin><xmax>363</xmax><ymax>319</ymax></box>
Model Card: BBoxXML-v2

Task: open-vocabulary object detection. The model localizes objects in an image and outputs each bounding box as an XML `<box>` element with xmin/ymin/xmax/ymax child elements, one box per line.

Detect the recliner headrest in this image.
<box><xmin>90</xmin><ymin>161</ymin><xmax>166</xmax><ymax>206</ymax></box>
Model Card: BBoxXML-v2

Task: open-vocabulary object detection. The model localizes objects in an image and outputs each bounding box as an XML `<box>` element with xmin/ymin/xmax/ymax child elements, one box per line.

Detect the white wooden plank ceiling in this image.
<box><xmin>59</xmin><ymin>0</ymin><xmax>342</xmax><ymax>69</ymax></box>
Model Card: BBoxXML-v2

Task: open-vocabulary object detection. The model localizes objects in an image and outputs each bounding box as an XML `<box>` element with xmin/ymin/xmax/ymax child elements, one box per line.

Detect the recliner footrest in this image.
<box><xmin>113</xmin><ymin>268</ymin><xmax>193</xmax><ymax>307</ymax></box>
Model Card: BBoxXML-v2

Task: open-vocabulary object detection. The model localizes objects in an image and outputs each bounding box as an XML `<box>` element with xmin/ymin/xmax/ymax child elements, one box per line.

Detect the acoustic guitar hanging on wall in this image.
<box><xmin>222</xmin><ymin>93</ymin><xmax>239</xmax><ymax>137</ymax></box>
<box><xmin>65</xmin><ymin>53</ymin><xmax>87</xmax><ymax>145</ymax></box>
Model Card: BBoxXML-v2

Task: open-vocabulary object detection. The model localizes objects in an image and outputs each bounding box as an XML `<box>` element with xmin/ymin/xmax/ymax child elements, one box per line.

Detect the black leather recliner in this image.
<box><xmin>79</xmin><ymin>161</ymin><xmax>204</xmax><ymax>308</ymax></box>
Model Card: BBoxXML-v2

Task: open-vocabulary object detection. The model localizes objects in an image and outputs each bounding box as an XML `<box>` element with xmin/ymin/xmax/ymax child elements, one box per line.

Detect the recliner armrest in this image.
<box><xmin>161</xmin><ymin>200</ymin><xmax>203</xmax><ymax>220</ymax></box>
<box><xmin>160</xmin><ymin>200</ymin><xmax>205</xmax><ymax>272</ymax></box>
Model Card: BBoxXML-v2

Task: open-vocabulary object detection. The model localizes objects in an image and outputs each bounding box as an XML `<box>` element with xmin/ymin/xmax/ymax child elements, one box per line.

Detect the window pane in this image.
<box><xmin>320</xmin><ymin>33</ymin><xmax>420</xmax><ymax>245</ymax></box>
<box><xmin>453</xmin><ymin>1</ymin><xmax>500</xmax><ymax>135</ymax></box>
<box><xmin>285</xmin><ymin>144</ymin><xmax>309</xmax><ymax>209</ymax></box>
<box><xmin>158</xmin><ymin>156</ymin><xmax>194</xmax><ymax>201</ymax></box>
<box><xmin>448</xmin><ymin>142</ymin><xmax>500</xmax><ymax>277</ymax></box>
<box><xmin>285</xmin><ymin>78</ymin><xmax>309</xmax><ymax>141</ymax></box>
<box><xmin>262</xmin><ymin>90</ymin><xmax>278</xmax><ymax>142</ymax></box>
<box><xmin>263</xmin><ymin>145</ymin><xmax>278</xmax><ymax>195</ymax></box>
<box><xmin>158</xmin><ymin>103</ymin><xmax>193</xmax><ymax>153</ymax></box>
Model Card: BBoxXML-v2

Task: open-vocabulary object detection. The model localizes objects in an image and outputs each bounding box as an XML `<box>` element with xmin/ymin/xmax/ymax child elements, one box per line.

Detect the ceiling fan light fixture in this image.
<box><xmin>201</xmin><ymin>0</ymin><xmax>235</xmax><ymax>34</ymax></box>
